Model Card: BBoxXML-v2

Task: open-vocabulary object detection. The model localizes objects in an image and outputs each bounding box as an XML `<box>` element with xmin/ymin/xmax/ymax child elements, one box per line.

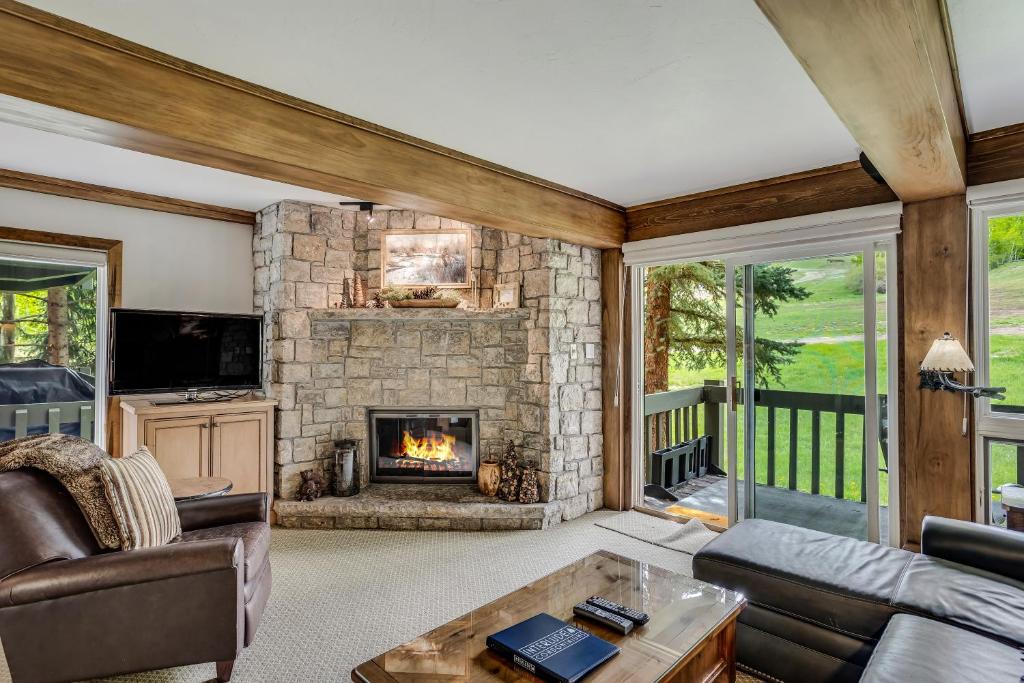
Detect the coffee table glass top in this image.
<box><xmin>352</xmin><ymin>549</ymin><xmax>746</xmax><ymax>682</ymax></box>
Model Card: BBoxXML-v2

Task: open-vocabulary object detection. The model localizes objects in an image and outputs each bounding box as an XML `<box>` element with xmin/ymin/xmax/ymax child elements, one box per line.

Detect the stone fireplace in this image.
<box><xmin>369</xmin><ymin>409</ymin><xmax>478</xmax><ymax>483</ymax></box>
<box><xmin>254</xmin><ymin>202</ymin><xmax>604</xmax><ymax>529</ymax></box>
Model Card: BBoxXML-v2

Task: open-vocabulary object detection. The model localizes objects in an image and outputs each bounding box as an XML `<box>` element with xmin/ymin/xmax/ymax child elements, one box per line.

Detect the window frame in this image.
<box><xmin>970</xmin><ymin>190</ymin><xmax>1024</xmax><ymax>520</ymax></box>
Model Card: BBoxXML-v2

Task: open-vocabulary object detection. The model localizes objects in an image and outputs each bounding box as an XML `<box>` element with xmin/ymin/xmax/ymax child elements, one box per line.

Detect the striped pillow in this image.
<box><xmin>99</xmin><ymin>447</ymin><xmax>181</xmax><ymax>549</ymax></box>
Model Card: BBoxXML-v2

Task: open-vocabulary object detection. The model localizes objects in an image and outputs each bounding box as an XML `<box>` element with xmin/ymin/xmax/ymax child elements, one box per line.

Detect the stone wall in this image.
<box><xmin>253</xmin><ymin>202</ymin><xmax>603</xmax><ymax>522</ymax></box>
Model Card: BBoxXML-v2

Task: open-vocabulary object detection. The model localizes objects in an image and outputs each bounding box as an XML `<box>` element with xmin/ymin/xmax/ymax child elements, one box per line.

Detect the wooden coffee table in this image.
<box><xmin>352</xmin><ymin>550</ymin><xmax>746</xmax><ymax>682</ymax></box>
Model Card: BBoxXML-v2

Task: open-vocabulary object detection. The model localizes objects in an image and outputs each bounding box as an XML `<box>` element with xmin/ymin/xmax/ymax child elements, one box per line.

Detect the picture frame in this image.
<box><xmin>381</xmin><ymin>229</ymin><xmax>472</xmax><ymax>288</ymax></box>
<box><xmin>493</xmin><ymin>282</ymin><xmax>521</xmax><ymax>309</ymax></box>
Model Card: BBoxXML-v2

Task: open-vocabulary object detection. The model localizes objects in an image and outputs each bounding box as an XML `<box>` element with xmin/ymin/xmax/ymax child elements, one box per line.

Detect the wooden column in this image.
<box><xmin>602</xmin><ymin>249</ymin><xmax>631</xmax><ymax>511</ymax></box>
<box><xmin>899</xmin><ymin>194</ymin><xmax>972</xmax><ymax>548</ymax></box>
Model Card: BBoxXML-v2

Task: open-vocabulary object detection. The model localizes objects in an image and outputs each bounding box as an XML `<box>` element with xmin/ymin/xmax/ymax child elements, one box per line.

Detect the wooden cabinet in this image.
<box><xmin>144</xmin><ymin>415</ymin><xmax>211</xmax><ymax>480</ymax></box>
<box><xmin>121</xmin><ymin>398</ymin><xmax>276</xmax><ymax>497</ymax></box>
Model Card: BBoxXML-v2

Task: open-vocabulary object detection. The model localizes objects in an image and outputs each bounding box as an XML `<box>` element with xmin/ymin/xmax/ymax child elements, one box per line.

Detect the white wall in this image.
<box><xmin>0</xmin><ymin>188</ymin><xmax>254</xmax><ymax>313</ymax></box>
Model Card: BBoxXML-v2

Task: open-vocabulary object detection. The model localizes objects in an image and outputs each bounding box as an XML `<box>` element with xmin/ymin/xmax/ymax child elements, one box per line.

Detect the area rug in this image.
<box><xmin>595</xmin><ymin>510</ymin><xmax>719</xmax><ymax>555</ymax></box>
<box><xmin>97</xmin><ymin>510</ymin><xmax>710</xmax><ymax>682</ymax></box>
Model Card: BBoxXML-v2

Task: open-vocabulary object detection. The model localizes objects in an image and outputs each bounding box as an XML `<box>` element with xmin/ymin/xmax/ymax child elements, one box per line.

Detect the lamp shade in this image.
<box><xmin>920</xmin><ymin>332</ymin><xmax>975</xmax><ymax>372</ymax></box>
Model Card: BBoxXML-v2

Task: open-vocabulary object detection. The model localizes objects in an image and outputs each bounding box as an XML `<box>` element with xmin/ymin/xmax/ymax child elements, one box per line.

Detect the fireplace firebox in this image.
<box><xmin>369</xmin><ymin>409</ymin><xmax>478</xmax><ymax>483</ymax></box>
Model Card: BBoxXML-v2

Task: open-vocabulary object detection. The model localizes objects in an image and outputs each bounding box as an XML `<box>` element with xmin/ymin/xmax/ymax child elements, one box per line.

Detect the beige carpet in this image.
<box><xmin>88</xmin><ymin>510</ymin><xmax>753</xmax><ymax>683</ymax></box>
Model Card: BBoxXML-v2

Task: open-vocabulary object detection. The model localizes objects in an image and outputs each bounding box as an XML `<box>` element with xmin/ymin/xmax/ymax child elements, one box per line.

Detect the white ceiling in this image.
<box><xmin>0</xmin><ymin>121</ymin><xmax>360</xmax><ymax>212</ymax></box>
<box><xmin>947</xmin><ymin>0</ymin><xmax>1024</xmax><ymax>133</ymax></box>
<box><xmin>21</xmin><ymin>0</ymin><xmax>860</xmax><ymax>207</ymax></box>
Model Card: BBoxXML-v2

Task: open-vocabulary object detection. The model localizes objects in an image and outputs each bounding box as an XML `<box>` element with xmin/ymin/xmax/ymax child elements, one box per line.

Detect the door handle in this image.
<box><xmin>728</xmin><ymin>376</ymin><xmax>739</xmax><ymax>412</ymax></box>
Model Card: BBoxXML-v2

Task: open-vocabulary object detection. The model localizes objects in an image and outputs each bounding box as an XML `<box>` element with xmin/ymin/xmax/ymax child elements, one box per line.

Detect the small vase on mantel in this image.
<box><xmin>478</xmin><ymin>459</ymin><xmax>500</xmax><ymax>497</ymax></box>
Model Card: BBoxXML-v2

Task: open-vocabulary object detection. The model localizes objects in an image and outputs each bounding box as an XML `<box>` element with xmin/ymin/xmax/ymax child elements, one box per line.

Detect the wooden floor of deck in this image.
<box><xmin>645</xmin><ymin>473</ymin><xmax>890</xmax><ymax>541</ymax></box>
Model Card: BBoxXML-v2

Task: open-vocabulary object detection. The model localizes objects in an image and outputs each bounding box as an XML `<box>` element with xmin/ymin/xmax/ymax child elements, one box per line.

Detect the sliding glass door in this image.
<box><xmin>725</xmin><ymin>242</ymin><xmax>897</xmax><ymax>543</ymax></box>
<box><xmin>629</xmin><ymin>206</ymin><xmax>902</xmax><ymax>545</ymax></box>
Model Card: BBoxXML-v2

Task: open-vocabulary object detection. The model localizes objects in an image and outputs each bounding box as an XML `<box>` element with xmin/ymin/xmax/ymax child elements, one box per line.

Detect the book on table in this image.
<box><xmin>486</xmin><ymin>612</ymin><xmax>620</xmax><ymax>683</ymax></box>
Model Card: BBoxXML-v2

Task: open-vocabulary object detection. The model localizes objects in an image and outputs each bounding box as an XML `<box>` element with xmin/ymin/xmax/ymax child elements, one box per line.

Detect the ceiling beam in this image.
<box><xmin>967</xmin><ymin>123</ymin><xmax>1024</xmax><ymax>187</ymax></box>
<box><xmin>755</xmin><ymin>0</ymin><xmax>966</xmax><ymax>202</ymax></box>
<box><xmin>626</xmin><ymin>161</ymin><xmax>897</xmax><ymax>242</ymax></box>
<box><xmin>0</xmin><ymin>168</ymin><xmax>255</xmax><ymax>225</ymax></box>
<box><xmin>0</xmin><ymin>1</ymin><xmax>624</xmax><ymax>249</ymax></box>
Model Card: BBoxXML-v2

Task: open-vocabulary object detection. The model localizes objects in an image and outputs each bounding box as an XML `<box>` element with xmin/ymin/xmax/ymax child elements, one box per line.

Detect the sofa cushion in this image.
<box><xmin>98</xmin><ymin>448</ymin><xmax>181</xmax><ymax>549</ymax></box>
<box><xmin>892</xmin><ymin>554</ymin><xmax>1024</xmax><ymax>648</ymax></box>
<box><xmin>693</xmin><ymin>518</ymin><xmax>914</xmax><ymax>640</ymax></box>
<box><xmin>861</xmin><ymin>614</ymin><xmax>1022</xmax><ymax>683</ymax></box>
<box><xmin>178</xmin><ymin>521</ymin><xmax>269</xmax><ymax>585</ymax></box>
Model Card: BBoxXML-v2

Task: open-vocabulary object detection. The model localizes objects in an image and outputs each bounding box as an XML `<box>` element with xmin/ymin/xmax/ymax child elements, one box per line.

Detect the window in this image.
<box><xmin>971</xmin><ymin>194</ymin><xmax>1024</xmax><ymax>523</ymax></box>
<box><xmin>0</xmin><ymin>240</ymin><xmax>108</xmax><ymax>446</ymax></box>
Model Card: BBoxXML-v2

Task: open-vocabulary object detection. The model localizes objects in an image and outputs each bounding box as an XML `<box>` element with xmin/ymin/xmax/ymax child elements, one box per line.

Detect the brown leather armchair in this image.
<box><xmin>0</xmin><ymin>468</ymin><xmax>272</xmax><ymax>683</ymax></box>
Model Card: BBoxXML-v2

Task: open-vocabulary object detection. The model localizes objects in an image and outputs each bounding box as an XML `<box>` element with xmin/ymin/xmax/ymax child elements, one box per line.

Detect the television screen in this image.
<box><xmin>109</xmin><ymin>309</ymin><xmax>262</xmax><ymax>395</ymax></box>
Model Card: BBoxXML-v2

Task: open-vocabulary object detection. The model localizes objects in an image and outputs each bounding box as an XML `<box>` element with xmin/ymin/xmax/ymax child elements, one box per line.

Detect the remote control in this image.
<box><xmin>573</xmin><ymin>602</ymin><xmax>634</xmax><ymax>635</ymax></box>
<box><xmin>586</xmin><ymin>596</ymin><xmax>650</xmax><ymax>625</ymax></box>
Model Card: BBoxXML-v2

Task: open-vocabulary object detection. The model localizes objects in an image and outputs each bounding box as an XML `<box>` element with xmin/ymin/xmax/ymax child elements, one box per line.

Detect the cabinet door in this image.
<box><xmin>211</xmin><ymin>412</ymin><xmax>267</xmax><ymax>494</ymax></box>
<box><xmin>143</xmin><ymin>416</ymin><xmax>211</xmax><ymax>480</ymax></box>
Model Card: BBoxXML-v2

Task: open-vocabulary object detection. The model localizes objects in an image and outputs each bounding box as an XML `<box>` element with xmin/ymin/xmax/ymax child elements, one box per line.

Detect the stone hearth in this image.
<box><xmin>254</xmin><ymin>203</ymin><xmax>604</xmax><ymax>528</ymax></box>
<box><xmin>274</xmin><ymin>484</ymin><xmax>561</xmax><ymax>530</ymax></box>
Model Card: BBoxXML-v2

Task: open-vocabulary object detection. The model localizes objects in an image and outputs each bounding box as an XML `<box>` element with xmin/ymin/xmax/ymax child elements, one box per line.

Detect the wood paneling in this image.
<box><xmin>0</xmin><ymin>1</ymin><xmax>624</xmax><ymax>248</ymax></box>
<box><xmin>755</xmin><ymin>0</ymin><xmax>966</xmax><ymax>202</ymax></box>
<box><xmin>899</xmin><ymin>194</ymin><xmax>972</xmax><ymax>548</ymax></box>
<box><xmin>627</xmin><ymin>161</ymin><xmax>897</xmax><ymax>242</ymax></box>
<box><xmin>968</xmin><ymin>123</ymin><xmax>1024</xmax><ymax>187</ymax></box>
<box><xmin>601</xmin><ymin>249</ymin><xmax>627</xmax><ymax>510</ymax></box>
<box><xmin>0</xmin><ymin>168</ymin><xmax>255</xmax><ymax>224</ymax></box>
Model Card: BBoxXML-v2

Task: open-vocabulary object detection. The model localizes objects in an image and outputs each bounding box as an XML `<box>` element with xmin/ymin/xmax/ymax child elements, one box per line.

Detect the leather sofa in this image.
<box><xmin>693</xmin><ymin>516</ymin><xmax>1024</xmax><ymax>682</ymax></box>
<box><xmin>0</xmin><ymin>468</ymin><xmax>272</xmax><ymax>683</ymax></box>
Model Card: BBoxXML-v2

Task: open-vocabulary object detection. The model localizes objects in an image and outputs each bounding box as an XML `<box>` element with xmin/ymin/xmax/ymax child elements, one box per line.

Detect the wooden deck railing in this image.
<box><xmin>645</xmin><ymin>381</ymin><xmax>887</xmax><ymax>502</ymax></box>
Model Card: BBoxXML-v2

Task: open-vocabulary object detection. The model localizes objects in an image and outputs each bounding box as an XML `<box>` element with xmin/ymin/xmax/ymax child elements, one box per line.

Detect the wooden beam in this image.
<box><xmin>0</xmin><ymin>1</ymin><xmax>624</xmax><ymax>249</ymax></box>
<box><xmin>968</xmin><ymin>123</ymin><xmax>1024</xmax><ymax>187</ymax></box>
<box><xmin>756</xmin><ymin>0</ymin><xmax>966</xmax><ymax>202</ymax></box>
<box><xmin>898</xmin><ymin>194</ymin><xmax>972</xmax><ymax>548</ymax></box>
<box><xmin>0</xmin><ymin>168</ymin><xmax>255</xmax><ymax>224</ymax></box>
<box><xmin>626</xmin><ymin>161</ymin><xmax>897</xmax><ymax>242</ymax></box>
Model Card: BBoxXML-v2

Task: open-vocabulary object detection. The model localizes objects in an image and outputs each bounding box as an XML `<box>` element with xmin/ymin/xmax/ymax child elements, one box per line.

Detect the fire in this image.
<box><xmin>400</xmin><ymin>431</ymin><xmax>457</xmax><ymax>462</ymax></box>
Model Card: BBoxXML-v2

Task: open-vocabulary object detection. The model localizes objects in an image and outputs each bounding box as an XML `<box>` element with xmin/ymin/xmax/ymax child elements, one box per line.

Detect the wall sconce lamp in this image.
<box><xmin>919</xmin><ymin>332</ymin><xmax>1005</xmax><ymax>399</ymax></box>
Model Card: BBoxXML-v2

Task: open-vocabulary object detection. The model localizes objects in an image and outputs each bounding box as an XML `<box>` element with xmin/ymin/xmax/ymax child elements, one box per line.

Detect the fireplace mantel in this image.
<box><xmin>308</xmin><ymin>308</ymin><xmax>531</xmax><ymax>322</ymax></box>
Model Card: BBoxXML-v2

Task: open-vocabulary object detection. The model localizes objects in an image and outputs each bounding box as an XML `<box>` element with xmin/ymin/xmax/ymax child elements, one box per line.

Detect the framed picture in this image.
<box><xmin>381</xmin><ymin>229</ymin><xmax>472</xmax><ymax>288</ymax></box>
<box><xmin>493</xmin><ymin>282</ymin><xmax>521</xmax><ymax>309</ymax></box>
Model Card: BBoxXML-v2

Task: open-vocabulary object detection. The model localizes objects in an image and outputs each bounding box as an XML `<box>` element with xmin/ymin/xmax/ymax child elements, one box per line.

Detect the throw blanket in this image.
<box><xmin>0</xmin><ymin>434</ymin><xmax>120</xmax><ymax>548</ymax></box>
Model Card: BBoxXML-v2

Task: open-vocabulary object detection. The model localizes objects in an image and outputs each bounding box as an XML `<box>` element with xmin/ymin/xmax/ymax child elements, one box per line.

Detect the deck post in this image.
<box><xmin>704</xmin><ymin>380</ymin><xmax>723</xmax><ymax>470</ymax></box>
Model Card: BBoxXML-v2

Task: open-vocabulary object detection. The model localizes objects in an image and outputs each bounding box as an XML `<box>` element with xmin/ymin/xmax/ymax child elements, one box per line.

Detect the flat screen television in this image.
<box><xmin>109</xmin><ymin>309</ymin><xmax>263</xmax><ymax>395</ymax></box>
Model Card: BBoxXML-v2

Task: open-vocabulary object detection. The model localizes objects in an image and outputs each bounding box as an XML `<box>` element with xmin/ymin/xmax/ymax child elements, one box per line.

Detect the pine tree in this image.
<box><xmin>644</xmin><ymin>262</ymin><xmax>809</xmax><ymax>392</ymax></box>
<box><xmin>16</xmin><ymin>272</ymin><xmax>97</xmax><ymax>374</ymax></box>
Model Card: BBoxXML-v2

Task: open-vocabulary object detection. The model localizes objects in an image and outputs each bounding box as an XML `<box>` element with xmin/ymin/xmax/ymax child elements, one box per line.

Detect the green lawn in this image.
<box><xmin>650</xmin><ymin>253</ymin><xmax>1024</xmax><ymax>507</ymax></box>
<box><xmin>989</xmin><ymin>261</ymin><xmax>1024</xmax><ymax>328</ymax></box>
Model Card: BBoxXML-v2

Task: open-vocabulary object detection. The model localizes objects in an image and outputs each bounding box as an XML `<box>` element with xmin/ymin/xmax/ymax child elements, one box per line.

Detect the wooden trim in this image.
<box><xmin>968</xmin><ymin>122</ymin><xmax>1024</xmax><ymax>187</ymax></box>
<box><xmin>0</xmin><ymin>1</ymin><xmax>624</xmax><ymax>248</ymax></box>
<box><xmin>0</xmin><ymin>168</ymin><xmax>255</xmax><ymax>224</ymax></box>
<box><xmin>755</xmin><ymin>0</ymin><xmax>966</xmax><ymax>202</ymax></box>
<box><xmin>601</xmin><ymin>249</ymin><xmax>626</xmax><ymax>510</ymax></box>
<box><xmin>0</xmin><ymin>224</ymin><xmax>123</xmax><ymax>455</ymax></box>
<box><xmin>626</xmin><ymin>161</ymin><xmax>897</xmax><ymax>242</ymax></box>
